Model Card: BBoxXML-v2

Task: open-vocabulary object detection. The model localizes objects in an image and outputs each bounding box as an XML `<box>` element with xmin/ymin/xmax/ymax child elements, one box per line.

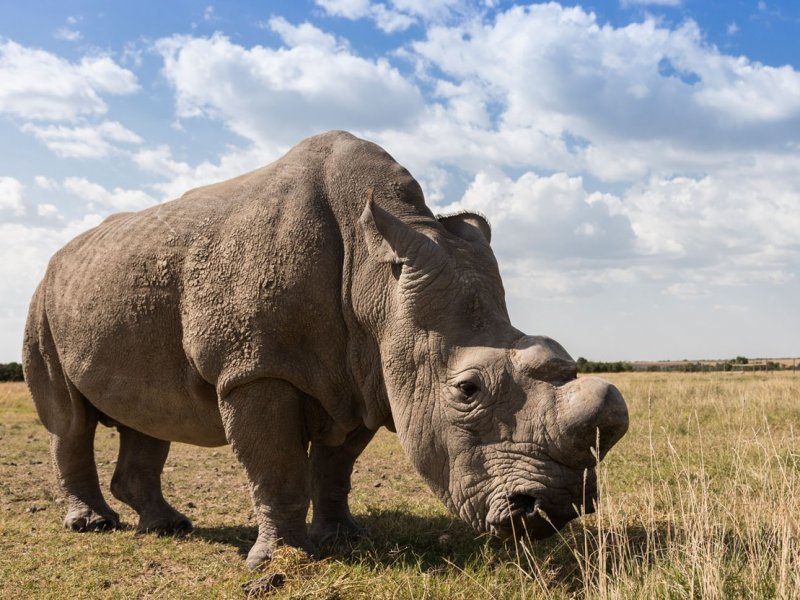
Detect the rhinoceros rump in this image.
<box><xmin>22</xmin><ymin>131</ymin><xmax>628</xmax><ymax>568</ymax></box>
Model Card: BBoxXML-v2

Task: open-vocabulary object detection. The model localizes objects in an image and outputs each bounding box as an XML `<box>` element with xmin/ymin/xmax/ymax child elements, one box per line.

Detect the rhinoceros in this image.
<box><xmin>22</xmin><ymin>131</ymin><xmax>628</xmax><ymax>568</ymax></box>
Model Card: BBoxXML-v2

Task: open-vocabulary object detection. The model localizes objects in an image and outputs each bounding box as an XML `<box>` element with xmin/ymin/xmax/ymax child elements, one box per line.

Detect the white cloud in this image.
<box><xmin>54</xmin><ymin>28</ymin><xmax>82</xmax><ymax>42</ymax></box>
<box><xmin>34</xmin><ymin>176</ymin><xmax>57</xmax><ymax>190</ymax></box>
<box><xmin>315</xmin><ymin>0</ymin><xmax>372</xmax><ymax>19</ymax></box>
<box><xmin>22</xmin><ymin>120</ymin><xmax>143</xmax><ymax>158</ymax></box>
<box><xmin>0</xmin><ymin>213</ymin><xmax>105</xmax><ymax>360</ymax></box>
<box><xmin>623</xmin><ymin>164</ymin><xmax>800</xmax><ymax>265</ymax></box>
<box><xmin>408</xmin><ymin>4</ymin><xmax>800</xmax><ymax>178</ymax></box>
<box><xmin>713</xmin><ymin>303</ymin><xmax>748</xmax><ymax>313</ymax></box>
<box><xmin>0</xmin><ymin>176</ymin><xmax>110</xmax><ymax>359</ymax></box>
<box><xmin>316</xmin><ymin>0</ymin><xmax>462</xmax><ymax>22</ymax></box>
<box><xmin>78</xmin><ymin>55</ymin><xmax>140</xmax><ymax>95</ymax></box>
<box><xmin>0</xmin><ymin>176</ymin><xmax>24</xmax><ymax>215</ymax></box>
<box><xmin>0</xmin><ymin>216</ymin><xmax>104</xmax><ymax>286</ymax></box>
<box><xmin>62</xmin><ymin>177</ymin><xmax>156</xmax><ymax>211</ymax></box>
<box><xmin>0</xmin><ymin>39</ymin><xmax>139</xmax><ymax>121</ymax></box>
<box><xmin>666</xmin><ymin>282</ymin><xmax>708</xmax><ymax>299</ymax></box>
<box><xmin>36</xmin><ymin>203</ymin><xmax>59</xmax><ymax>217</ymax></box>
<box><xmin>133</xmin><ymin>143</ymin><xmax>270</xmax><ymax>200</ymax></box>
<box><xmin>440</xmin><ymin>169</ymin><xmax>636</xmax><ymax>261</ymax></box>
<box><xmin>621</xmin><ymin>0</ymin><xmax>682</xmax><ymax>6</ymax></box>
<box><xmin>371</xmin><ymin>4</ymin><xmax>417</xmax><ymax>32</ymax></box>
<box><xmin>269</xmin><ymin>16</ymin><xmax>339</xmax><ymax>50</ymax></box>
<box><xmin>314</xmin><ymin>0</ymin><xmax>459</xmax><ymax>32</ymax></box>
<box><xmin>390</xmin><ymin>0</ymin><xmax>462</xmax><ymax>20</ymax></box>
<box><xmin>372</xmin><ymin>104</ymin><xmax>581</xmax><ymax>193</ymax></box>
<box><xmin>155</xmin><ymin>29</ymin><xmax>423</xmax><ymax>146</ymax></box>
<box><xmin>726</xmin><ymin>22</ymin><xmax>739</xmax><ymax>35</ymax></box>
<box><xmin>428</xmin><ymin>161</ymin><xmax>799</xmax><ymax>302</ymax></box>
<box><xmin>692</xmin><ymin>60</ymin><xmax>800</xmax><ymax>123</ymax></box>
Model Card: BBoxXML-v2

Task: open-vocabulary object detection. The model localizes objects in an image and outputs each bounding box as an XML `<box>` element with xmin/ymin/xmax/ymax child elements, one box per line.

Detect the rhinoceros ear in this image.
<box><xmin>359</xmin><ymin>190</ymin><xmax>401</xmax><ymax>263</ymax></box>
<box><xmin>359</xmin><ymin>189</ymin><xmax>432</xmax><ymax>264</ymax></box>
<box><xmin>437</xmin><ymin>211</ymin><xmax>491</xmax><ymax>244</ymax></box>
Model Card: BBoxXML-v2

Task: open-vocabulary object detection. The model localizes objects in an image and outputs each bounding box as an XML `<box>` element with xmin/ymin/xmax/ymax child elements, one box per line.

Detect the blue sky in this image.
<box><xmin>1</xmin><ymin>0</ymin><xmax>799</xmax><ymax>362</ymax></box>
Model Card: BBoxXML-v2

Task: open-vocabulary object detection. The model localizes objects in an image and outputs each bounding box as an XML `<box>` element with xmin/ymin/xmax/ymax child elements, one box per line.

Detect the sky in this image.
<box><xmin>1</xmin><ymin>0</ymin><xmax>799</xmax><ymax>363</ymax></box>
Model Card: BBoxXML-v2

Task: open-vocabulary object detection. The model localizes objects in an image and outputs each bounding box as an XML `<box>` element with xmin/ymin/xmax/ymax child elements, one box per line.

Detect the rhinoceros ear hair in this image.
<box><xmin>437</xmin><ymin>211</ymin><xmax>491</xmax><ymax>244</ymax></box>
<box><xmin>359</xmin><ymin>189</ymin><xmax>406</xmax><ymax>264</ymax></box>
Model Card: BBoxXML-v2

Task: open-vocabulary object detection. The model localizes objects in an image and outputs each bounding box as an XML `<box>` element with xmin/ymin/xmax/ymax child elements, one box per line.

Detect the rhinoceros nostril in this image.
<box><xmin>492</xmin><ymin>495</ymin><xmax>566</xmax><ymax>540</ymax></box>
<box><xmin>506</xmin><ymin>494</ymin><xmax>539</xmax><ymax>518</ymax></box>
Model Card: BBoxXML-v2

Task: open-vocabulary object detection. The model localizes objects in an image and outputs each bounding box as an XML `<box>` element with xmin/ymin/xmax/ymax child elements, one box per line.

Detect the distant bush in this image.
<box><xmin>0</xmin><ymin>362</ymin><xmax>24</xmax><ymax>381</ymax></box>
<box><xmin>576</xmin><ymin>357</ymin><xmax>634</xmax><ymax>373</ymax></box>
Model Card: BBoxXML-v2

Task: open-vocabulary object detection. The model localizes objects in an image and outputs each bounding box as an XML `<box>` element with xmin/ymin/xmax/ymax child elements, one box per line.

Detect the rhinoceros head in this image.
<box><xmin>358</xmin><ymin>195</ymin><xmax>629</xmax><ymax>540</ymax></box>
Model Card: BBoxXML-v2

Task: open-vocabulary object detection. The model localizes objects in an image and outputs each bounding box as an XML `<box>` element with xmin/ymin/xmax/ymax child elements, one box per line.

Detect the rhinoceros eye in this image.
<box><xmin>457</xmin><ymin>380</ymin><xmax>480</xmax><ymax>398</ymax></box>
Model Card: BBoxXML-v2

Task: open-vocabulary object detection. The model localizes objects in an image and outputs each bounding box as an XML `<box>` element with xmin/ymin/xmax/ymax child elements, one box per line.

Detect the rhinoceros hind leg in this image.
<box><xmin>219</xmin><ymin>378</ymin><xmax>317</xmax><ymax>569</ymax></box>
<box><xmin>309</xmin><ymin>425</ymin><xmax>375</xmax><ymax>546</ymax></box>
<box><xmin>110</xmin><ymin>426</ymin><xmax>192</xmax><ymax>534</ymax></box>
<box><xmin>53</xmin><ymin>428</ymin><xmax>121</xmax><ymax>532</ymax></box>
<box><xmin>43</xmin><ymin>386</ymin><xmax>120</xmax><ymax>531</ymax></box>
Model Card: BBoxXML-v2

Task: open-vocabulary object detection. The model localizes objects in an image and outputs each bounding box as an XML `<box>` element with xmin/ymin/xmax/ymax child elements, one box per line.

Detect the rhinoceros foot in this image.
<box><xmin>64</xmin><ymin>505</ymin><xmax>120</xmax><ymax>532</ymax></box>
<box><xmin>309</xmin><ymin>513</ymin><xmax>368</xmax><ymax>547</ymax></box>
<box><xmin>136</xmin><ymin>510</ymin><xmax>193</xmax><ymax>536</ymax></box>
<box><xmin>245</xmin><ymin>536</ymin><xmax>319</xmax><ymax>570</ymax></box>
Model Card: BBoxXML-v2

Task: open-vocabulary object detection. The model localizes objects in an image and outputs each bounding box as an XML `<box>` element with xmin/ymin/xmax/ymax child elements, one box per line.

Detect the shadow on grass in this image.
<box><xmin>191</xmin><ymin>524</ymin><xmax>258</xmax><ymax>556</ymax></box>
<box><xmin>192</xmin><ymin>511</ymin><xmax>679</xmax><ymax>588</ymax></box>
<box><xmin>528</xmin><ymin>520</ymin><xmax>679</xmax><ymax>594</ymax></box>
<box><xmin>341</xmin><ymin>509</ymin><xmax>489</xmax><ymax>570</ymax></box>
<box><xmin>191</xmin><ymin>510</ymin><xmax>485</xmax><ymax>566</ymax></box>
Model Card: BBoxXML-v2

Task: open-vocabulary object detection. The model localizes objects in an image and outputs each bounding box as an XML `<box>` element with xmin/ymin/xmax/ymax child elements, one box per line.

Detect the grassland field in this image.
<box><xmin>1</xmin><ymin>372</ymin><xmax>798</xmax><ymax>599</ymax></box>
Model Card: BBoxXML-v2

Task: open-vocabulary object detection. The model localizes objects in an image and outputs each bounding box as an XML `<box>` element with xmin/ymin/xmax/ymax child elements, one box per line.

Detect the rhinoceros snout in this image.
<box><xmin>490</xmin><ymin>492</ymin><xmax>595</xmax><ymax>540</ymax></box>
<box><xmin>552</xmin><ymin>377</ymin><xmax>629</xmax><ymax>469</ymax></box>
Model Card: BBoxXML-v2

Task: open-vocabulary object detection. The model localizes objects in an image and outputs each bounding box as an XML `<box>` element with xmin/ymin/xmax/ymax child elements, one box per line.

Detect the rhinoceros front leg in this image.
<box><xmin>309</xmin><ymin>424</ymin><xmax>375</xmax><ymax>546</ymax></box>
<box><xmin>110</xmin><ymin>426</ymin><xmax>192</xmax><ymax>534</ymax></box>
<box><xmin>219</xmin><ymin>378</ymin><xmax>315</xmax><ymax>569</ymax></box>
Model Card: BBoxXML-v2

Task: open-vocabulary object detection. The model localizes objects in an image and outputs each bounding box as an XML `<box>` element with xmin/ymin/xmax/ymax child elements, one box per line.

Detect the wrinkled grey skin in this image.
<box><xmin>22</xmin><ymin>131</ymin><xmax>628</xmax><ymax>568</ymax></box>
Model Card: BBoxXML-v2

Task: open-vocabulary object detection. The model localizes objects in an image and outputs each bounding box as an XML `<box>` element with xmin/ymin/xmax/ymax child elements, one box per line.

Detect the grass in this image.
<box><xmin>1</xmin><ymin>372</ymin><xmax>798</xmax><ymax>598</ymax></box>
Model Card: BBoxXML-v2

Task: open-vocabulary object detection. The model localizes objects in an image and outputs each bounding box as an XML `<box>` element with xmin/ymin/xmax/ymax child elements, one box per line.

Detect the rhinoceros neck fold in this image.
<box><xmin>314</xmin><ymin>133</ymin><xmax>439</xmax><ymax>433</ymax></box>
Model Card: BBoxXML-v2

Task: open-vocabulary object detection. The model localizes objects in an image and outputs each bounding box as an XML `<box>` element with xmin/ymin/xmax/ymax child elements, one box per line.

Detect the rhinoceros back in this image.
<box><xmin>27</xmin><ymin>136</ymin><xmax>362</xmax><ymax>445</ymax></box>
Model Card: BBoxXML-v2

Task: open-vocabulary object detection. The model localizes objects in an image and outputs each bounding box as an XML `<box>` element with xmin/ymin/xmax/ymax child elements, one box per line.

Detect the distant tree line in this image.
<box><xmin>577</xmin><ymin>356</ymin><xmax>791</xmax><ymax>373</ymax></box>
<box><xmin>0</xmin><ymin>362</ymin><xmax>24</xmax><ymax>381</ymax></box>
<box><xmin>641</xmin><ymin>359</ymin><xmax>786</xmax><ymax>373</ymax></box>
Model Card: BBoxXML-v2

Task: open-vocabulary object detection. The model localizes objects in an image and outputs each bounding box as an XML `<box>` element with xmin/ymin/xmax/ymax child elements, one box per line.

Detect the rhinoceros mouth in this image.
<box><xmin>487</xmin><ymin>492</ymin><xmax>594</xmax><ymax>540</ymax></box>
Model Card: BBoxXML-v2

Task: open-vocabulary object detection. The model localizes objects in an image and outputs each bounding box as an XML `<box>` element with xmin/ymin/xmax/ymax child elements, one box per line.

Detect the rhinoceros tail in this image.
<box><xmin>22</xmin><ymin>280</ymin><xmax>50</xmax><ymax>409</ymax></box>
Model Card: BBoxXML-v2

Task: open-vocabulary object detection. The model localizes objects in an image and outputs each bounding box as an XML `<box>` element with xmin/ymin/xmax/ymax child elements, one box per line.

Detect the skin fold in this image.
<box><xmin>22</xmin><ymin>131</ymin><xmax>628</xmax><ymax>568</ymax></box>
